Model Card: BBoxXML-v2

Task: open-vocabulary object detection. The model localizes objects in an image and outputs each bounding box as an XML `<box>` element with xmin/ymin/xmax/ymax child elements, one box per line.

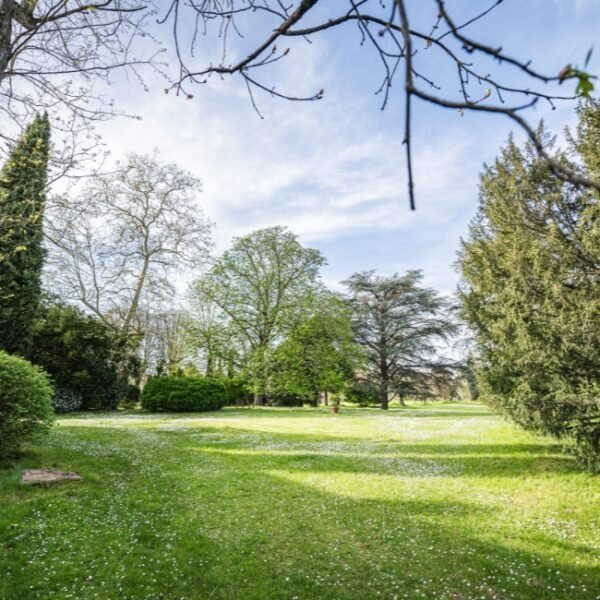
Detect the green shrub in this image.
<box><xmin>0</xmin><ymin>351</ymin><xmax>54</xmax><ymax>457</ymax></box>
<box><xmin>118</xmin><ymin>384</ymin><xmax>141</xmax><ymax>409</ymax></box>
<box><xmin>30</xmin><ymin>303</ymin><xmax>132</xmax><ymax>410</ymax></box>
<box><xmin>270</xmin><ymin>391</ymin><xmax>305</xmax><ymax>407</ymax></box>
<box><xmin>141</xmin><ymin>376</ymin><xmax>228</xmax><ymax>412</ymax></box>
<box><xmin>345</xmin><ymin>381</ymin><xmax>379</xmax><ymax>407</ymax></box>
<box><xmin>218</xmin><ymin>377</ymin><xmax>252</xmax><ymax>406</ymax></box>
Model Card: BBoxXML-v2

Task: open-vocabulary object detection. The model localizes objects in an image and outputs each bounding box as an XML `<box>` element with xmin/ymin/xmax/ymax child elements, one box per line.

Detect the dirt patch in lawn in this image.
<box><xmin>21</xmin><ymin>469</ymin><xmax>82</xmax><ymax>485</ymax></box>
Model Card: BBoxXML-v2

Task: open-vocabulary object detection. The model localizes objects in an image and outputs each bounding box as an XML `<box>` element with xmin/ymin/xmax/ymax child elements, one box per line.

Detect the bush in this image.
<box><xmin>53</xmin><ymin>387</ymin><xmax>83</xmax><ymax>413</ymax></box>
<box><xmin>218</xmin><ymin>377</ymin><xmax>253</xmax><ymax>406</ymax></box>
<box><xmin>119</xmin><ymin>384</ymin><xmax>141</xmax><ymax>409</ymax></box>
<box><xmin>270</xmin><ymin>390</ymin><xmax>305</xmax><ymax>407</ymax></box>
<box><xmin>345</xmin><ymin>381</ymin><xmax>379</xmax><ymax>407</ymax></box>
<box><xmin>141</xmin><ymin>376</ymin><xmax>228</xmax><ymax>412</ymax></box>
<box><xmin>0</xmin><ymin>351</ymin><xmax>54</xmax><ymax>457</ymax></box>
<box><xmin>30</xmin><ymin>303</ymin><xmax>133</xmax><ymax>410</ymax></box>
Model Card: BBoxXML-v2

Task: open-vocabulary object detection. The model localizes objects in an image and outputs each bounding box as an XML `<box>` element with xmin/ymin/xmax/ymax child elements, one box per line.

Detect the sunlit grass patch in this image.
<box><xmin>1</xmin><ymin>403</ymin><xmax>598</xmax><ymax>599</ymax></box>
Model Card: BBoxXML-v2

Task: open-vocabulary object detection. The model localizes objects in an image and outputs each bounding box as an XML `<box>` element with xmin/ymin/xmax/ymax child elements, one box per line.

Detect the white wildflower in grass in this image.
<box><xmin>0</xmin><ymin>403</ymin><xmax>598</xmax><ymax>599</ymax></box>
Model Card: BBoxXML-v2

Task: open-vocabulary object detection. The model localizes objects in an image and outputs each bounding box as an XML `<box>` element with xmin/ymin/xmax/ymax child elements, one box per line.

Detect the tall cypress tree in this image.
<box><xmin>0</xmin><ymin>113</ymin><xmax>51</xmax><ymax>357</ymax></box>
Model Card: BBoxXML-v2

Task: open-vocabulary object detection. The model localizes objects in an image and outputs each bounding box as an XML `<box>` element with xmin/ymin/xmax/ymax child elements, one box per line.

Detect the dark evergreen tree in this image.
<box><xmin>344</xmin><ymin>270</ymin><xmax>457</xmax><ymax>410</ymax></box>
<box><xmin>0</xmin><ymin>113</ymin><xmax>50</xmax><ymax>357</ymax></box>
<box><xmin>459</xmin><ymin>101</ymin><xmax>600</xmax><ymax>470</ymax></box>
<box><xmin>30</xmin><ymin>301</ymin><xmax>134</xmax><ymax>410</ymax></box>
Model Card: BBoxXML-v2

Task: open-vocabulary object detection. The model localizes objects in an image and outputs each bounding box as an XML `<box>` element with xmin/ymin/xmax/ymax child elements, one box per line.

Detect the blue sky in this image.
<box><xmin>96</xmin><ymin>0</ymin><xmax>600</xmax><ymax>295</ymax></box>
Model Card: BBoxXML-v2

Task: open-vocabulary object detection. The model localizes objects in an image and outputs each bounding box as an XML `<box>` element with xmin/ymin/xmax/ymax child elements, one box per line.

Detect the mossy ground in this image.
<box><xmin>1</xmin><ymin>403</ymin><xmax>598</xmax><ymax>599</ymax></box>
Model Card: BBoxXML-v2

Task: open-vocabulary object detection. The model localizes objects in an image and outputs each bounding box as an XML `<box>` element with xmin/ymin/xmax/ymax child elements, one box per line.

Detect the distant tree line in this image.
<box><xmin>2</xmin><ymin>102</ymin><xmax>598</xmax><ymax>471</ymax></box>
<box><xmin>0</xmin><ymin>116</ymin><xmax>460</xmax><ymax>420</ymax></box>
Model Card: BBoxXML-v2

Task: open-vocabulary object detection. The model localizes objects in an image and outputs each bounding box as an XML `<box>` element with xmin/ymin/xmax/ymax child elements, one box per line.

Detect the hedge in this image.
<box><xmin>141</xmin><ymin>376</ymin><xmax>229</xmax><ymax>412</ymax></box>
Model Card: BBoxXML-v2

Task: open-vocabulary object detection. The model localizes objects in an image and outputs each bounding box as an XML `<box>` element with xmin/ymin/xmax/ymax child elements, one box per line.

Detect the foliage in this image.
<box><xmin>29</xmin><ymin>302</ymin><xmax>132</xmax><ymax>410</ymax></box>
<box><xmin>0</xmin><ymin>350</ymin><xmax>53</xmax><ymax>456</ymax></box>
<box><xmin>345</xmin><ymin>380</ymin><xmax>380</xmax><ymax>407</ymax></box>
<box><xmin>193</xmin><ymin>226</ymin><xmax>326</xmax><ymax>404</ymax></box>
<box><xmin>187</xmin><ymin>298</ymin><xmax>240</xmax><ymax>378</ymax></box>
<box><xmin>269</xmin><ymin>390</ymin><xmax>305</xmax><ymax>407</ymax></box>
<box><xmin>0</xmin><ymin>113</ymin><xmax>50</xmax><ymax>357</ymax></box>
<box><xmin>217</xmin><ymin>377</ymin><xmax>253</xmax><ymax>406</ymax></box>
<box><xmin>52</xmin><ymin>388</ymin><xmax>83</xmax><ymax>414</ymax></box>
<box><xmin>119</xmin><ymin>384</ymin><xmax>141</xmax><ymax>409</ymax></box>
<box><xmin>344</xmin><ymin>270</ymin><xmax>457</xmax><ymax>410</ymax></box>
<box><xmin>459</xmin><ymin>101</ymin><xmax>600</xmax><ymax>470</ymax></box>
<box><xmin>268</xmin><ymin>293</ymin><xmax>361</xmax><ymax>405</ymax></box>
<box><xmin>141</xmin><ymin>376</ymin><xmax>228</xmax><ymax>412</ymax></box>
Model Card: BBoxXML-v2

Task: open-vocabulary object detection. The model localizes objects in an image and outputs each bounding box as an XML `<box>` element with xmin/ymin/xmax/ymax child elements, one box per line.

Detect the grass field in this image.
<box><xmin>0</xmin><ymin>403</ymin><xmax>599</xmax><ymax>600</ymax></box>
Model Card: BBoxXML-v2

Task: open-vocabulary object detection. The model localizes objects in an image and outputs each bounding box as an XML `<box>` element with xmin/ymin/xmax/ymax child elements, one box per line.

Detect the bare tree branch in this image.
<box><xmin>159</xmin><ymin>0</ymin><xmax>599</xmax><ymax>208</ymax></box>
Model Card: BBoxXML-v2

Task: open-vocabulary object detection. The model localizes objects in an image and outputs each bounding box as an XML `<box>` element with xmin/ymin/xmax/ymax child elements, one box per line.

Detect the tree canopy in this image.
<box><xmin>459</xmin><ymin>101</ymin><xmax>600</xmax><ymax>470</ymax></box>
<box><xmin>192</xmin><ymin>226</ymin><xmax>326</xmax><ymax>403</ymax></box>
<box><xmin>344</xmin><ymin>270</ymin><xmax>457</xmax><ymax>410</ymax></box>
<box><xmin>45</xmin><ymin>152</ymin><xmax>212</xmax><ymax>337</ymax></box>
<box><xmin>0</xmin><ymin>112</ymin><xmax>50</xmax><ymax>356</ymax></box>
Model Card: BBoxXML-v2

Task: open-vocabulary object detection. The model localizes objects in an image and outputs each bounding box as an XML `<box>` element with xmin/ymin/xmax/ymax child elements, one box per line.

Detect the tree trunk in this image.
<box><xmin>226</xmin><ymin>350</ymin><xmax>235</xmax><ymax>378</ymax></box>
<box><xmin>254</xmin><ymin>393</ymin><xmax>265</xmax><ymax>406</ymax></box>
<box><xmin>121</xmin><ymin>254</ymin><xmax>150</xmax><ymax>334</ymax></box>
<box><xmin>398</xmin><ymin>393</ymin><xmax>406</xmax><ymax>406</ymax></box>
<box><xmin>205</xmin><ymin>349</ymin><xmax>214</xmax><ymax>377</ymax></box>
<box><xmin>323</xmin><ymin>390</ymin><xmax>329</xmax><ymax>406</ymax></box>
<box><xmin>0</xmin><ymin>0</ymin><xmax>13</xmax><ymax>83</ymax></box>
<box><xmin>380</xmin><ymin>382</ymin><xmax>389</xmax><ymax>410</ymax></box>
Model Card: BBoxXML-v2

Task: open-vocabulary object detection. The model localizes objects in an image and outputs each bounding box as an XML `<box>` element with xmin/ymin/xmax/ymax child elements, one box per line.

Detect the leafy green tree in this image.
<box><xmin>344</xmin><ymin>270</ymin><xmax>457</xmax><ymax>410</ymax></box>
<box><xmin>187</xmin><ymin>297</ymin><xmax>241</xmax><ymax>378</ymax></box>
<box><xmin>0</xmin><ymin>113</ymin><xmax>50</xmax><ymax>357</ymax></box>
<box><xmin>29</xmin><ymin>302</ymin><xmax>134</xmax><ymax>410</ymax></box>
<box><xmin>193</xmin><ymin>226</ymin><xmax>326</xmax><ymax>404</ymax></box>
<box><xmin>459</xmin><ymin>101</ymin><xmax>600</xmax><ymax>469</ymax></box>
<box><xmin>269</xmin><ymin>293</ymin><xmax>361</xmax><ymax>406</ymax></box>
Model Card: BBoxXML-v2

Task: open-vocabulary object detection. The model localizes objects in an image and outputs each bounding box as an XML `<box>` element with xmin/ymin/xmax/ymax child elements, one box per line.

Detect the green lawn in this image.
<box><xmin>1</xmin><ymin>403</ymin><xmax>599</xmax><ymax>600</ymax></box>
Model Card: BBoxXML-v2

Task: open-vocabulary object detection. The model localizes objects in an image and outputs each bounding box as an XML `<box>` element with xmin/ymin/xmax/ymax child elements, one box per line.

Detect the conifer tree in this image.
<box><xmin>0</xmin><ymin>113</ymin><xmax>51</xmax><ymax>356</ymax></box>
<box><xmin>459</xmin><ymin>102</ymin><xmax>600</xmax><ymax>470</ymax></box>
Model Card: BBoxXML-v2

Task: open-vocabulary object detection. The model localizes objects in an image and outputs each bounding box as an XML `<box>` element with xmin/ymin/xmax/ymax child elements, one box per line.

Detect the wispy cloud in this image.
<box><xmin>89</xmin><ymin>1</ymin><xmax>598</xmax><ymax>295</ymax></box>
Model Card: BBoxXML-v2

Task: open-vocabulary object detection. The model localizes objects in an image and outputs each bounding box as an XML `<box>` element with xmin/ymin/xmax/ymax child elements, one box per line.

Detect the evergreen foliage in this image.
<box><xmin>30</xmin><ymin>302</ymin><xmax>132</xmax><ymax>410</ymax></box>
<box><xmin>459</xmin><ymin>101</ymin><xmax>600</xmax><ymax>470</ymax></box>
<box><xmin>344</xmin><ymin>270</ymin><xmax>457</xmax><ymax>410</ymax></box>
<box><xmin>0</xmin><ymin>113</ymin><xmax>50</xmax><ymax>357</ymax></box>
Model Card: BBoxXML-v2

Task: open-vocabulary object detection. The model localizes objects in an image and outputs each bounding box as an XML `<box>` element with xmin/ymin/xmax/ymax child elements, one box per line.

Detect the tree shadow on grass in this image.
<box><xmin>1</xmin><ymin>424</ymin><xmax>598</xmax><ymax>600</ymax></box>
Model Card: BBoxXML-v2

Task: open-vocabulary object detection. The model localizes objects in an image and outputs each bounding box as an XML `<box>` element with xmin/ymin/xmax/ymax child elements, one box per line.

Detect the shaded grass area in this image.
<box><xmin>0</xmin><ymin>403</ymin><xmax>599</xmax><ymax>599</ymax></box>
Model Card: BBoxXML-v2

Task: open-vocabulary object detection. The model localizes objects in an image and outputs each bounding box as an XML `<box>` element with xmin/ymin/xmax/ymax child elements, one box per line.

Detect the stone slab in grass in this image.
<box><xmin>21</xmin><ymin>469</ymin><xmax>82</xmax><ymax>485</ymax></box>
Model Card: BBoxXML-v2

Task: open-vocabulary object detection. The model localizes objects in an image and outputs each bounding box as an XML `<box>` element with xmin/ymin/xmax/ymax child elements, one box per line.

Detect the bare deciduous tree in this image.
<box><xmin>136</xmin><ymin>306</ymin><xmax>193</xmax><ymax>377</ymax></box>
<box><xmin>0</xmin><ymin>0</ymin><xmax>162</xmax><ymax>173</ymax></box>
<box><xmin>44</xmin><ymin>152</ymin><xmax>212</xmax><ymax>336</ymax></box>
<box><xmin>159</xmin><ymin>0</ymin><xmax>599</xmax><ymax>207</ymax></box>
